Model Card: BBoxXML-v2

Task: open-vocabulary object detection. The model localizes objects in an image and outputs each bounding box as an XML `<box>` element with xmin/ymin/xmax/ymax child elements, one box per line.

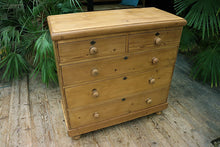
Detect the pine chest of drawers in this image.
<box><xmin>48</xmin><ymin>7</ymin><xmax>186</xmax><ymax>138</ymax></box>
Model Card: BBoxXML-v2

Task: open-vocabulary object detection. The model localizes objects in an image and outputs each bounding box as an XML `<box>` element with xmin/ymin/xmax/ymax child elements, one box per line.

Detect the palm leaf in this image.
<box><xmin>0</xmin><ymin>0</ymin><xmax>82</xmax><ymax>85</ymax></box>
<box><xmin>191</xmin><ymin>39</ymin><xmax>220</xmax><ymax>87</ymax></box>
<box><xmin>0</xmin><ymin>52</ymin><xmax>29</xmax><ymax>80</ymax></box>
<box><xmin>32</xmin><ymin>31</ymin><xmax>57</xmax><ymax>85</ymax></box>
<box><xmin>174</xmin><ymin>0</ymin><xmax>220</xmax><ymax>39</ymax></box>
<box><xmin>179</xmin><ymin>27</ymin><xmax>198</xmax><ymax>52</ymax></box>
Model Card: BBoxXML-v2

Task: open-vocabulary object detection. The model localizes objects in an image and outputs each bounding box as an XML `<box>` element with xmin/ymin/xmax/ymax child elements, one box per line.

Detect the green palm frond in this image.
<box><xmin>0</xmin><ymin>26</ymin><xmax>20</xmax><ymax>47</ymax></box>
<box><xmin>179</xmin><ymin>27</ymin><xmax>198</xmax><ymax>52</ymax></box>
<box><xmin>33</xmin><ymin>56</ymin><xmax>57</xmax><ymax>85</ymax></box>
<box><xmin>0</xmin><ymin>52</ymin><xmax>29</xmax><ymax>80</ymax></box>
<box><xmin>69</xmin><ymin>0</ymin><xmax>83</xmax><ymax>11</ymax></box>
<box><xmin>191</xmin><ymin>39</ymin><xmax>220</xmax><ymax>87</ymax></box>
<box><xmin>0</xmin><ymin>26</ymin><xmax>21</xmax><ymax>58</ymax></box>
<box><xmin>32</xmin><ymin>31</ymin><xmax>57</xmax><ymax>85</ymax></box>
<box><xmin>0</xmin><ymin>0</ymin><xmax>25</xmax><ymax>18</ymax></box>
<box><xmin>0</xmin><ymin>0</ymin><xmax>82</xmax><ymax>85</ymax></box>
<box><xmin>174</xmin><ymin>0</ymin><xmax>220</xmax><ymax>39</ymax></box>
<box><xmin>57</xmin><ymin>0</ymin><xmax>82</xmax><ymax>13</ymax></box>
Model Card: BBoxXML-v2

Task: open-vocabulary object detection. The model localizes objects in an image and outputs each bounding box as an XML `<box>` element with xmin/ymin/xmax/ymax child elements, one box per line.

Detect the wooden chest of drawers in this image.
<box><xmin>48</xmin><ymin>7</ymin><xmax>186</xmax><ymax>138</ymax></box>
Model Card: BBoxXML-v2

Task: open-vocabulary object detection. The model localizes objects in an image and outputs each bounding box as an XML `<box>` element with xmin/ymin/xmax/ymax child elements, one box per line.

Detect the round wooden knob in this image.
<box><xmin>152</xmin><ymin>57</ymin><xmax>159</xmax><ymax>64</ymax></box>
<box><xmin>89</xmin><ymin>47</ymin><xmax>98</xmax><ymax>55</ymax></box>
<box><xmin>149</xmin><ymin>78</ymin><xmax>155</xmax><ymax>84</ymax></box>
<box><xmin>145</xmin><ymin>98</ymin><xmax>152</xmax><ymax>104</ymax></box>
<box><xmin>155</xmin><ymin>37</ymin><xmax>162</xmax><ymax>45</ymax></box>
<box><xmin>93</xmin><ymin>112</ymin><xmax>100</xmax><ymax>118</ymax></box>
<box><xmin>92</xmin><ymin>89</ymin><xmax>99</xmax><ymax>97</ymax></box>
<box><xmin>91</xmin><ymin>68</ymin><xmax>99</xmax><ymax>76</ymax></box>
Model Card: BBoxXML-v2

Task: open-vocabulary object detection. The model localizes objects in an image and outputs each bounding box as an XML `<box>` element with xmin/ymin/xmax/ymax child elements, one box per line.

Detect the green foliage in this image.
<box><xmin>179</xmin><ymin>27</ymin><xmax>197</xmax><ymax>53</ymax></box>
<box><xmin>0</xmin><ymin>52</ymin><xmax>29</xmax><ymax>80</ymax></box>
<box><xmin>174</xmin><ymin>0</ymin><xmax>220</xmax><ymax>87</ymax></box>
<box><xmin>191</xmin><ymin>39</ymin><xmax>220</xmax><ymax>87</ymax></box>
<box><xmin>32</xmin><ymin>31</ymin><xmax>57</xmax><ymax>85</ymax></box>
<box><xmin>0</xmin><ymin>0</ymin><xmax>82</xmax><ymax>85</ymax></box>
<box><xmin>175</xmin><ymin>0</ymin><xmax>220</xmax><ymax>39</ymax></box>
<box><xmin>0</xmin><ymin>26</ymin><xmax>20</xmax><ymax>55</ymax></box>
<box><xmin>0</xmin><ymin>26</ymin><xmax>29</xmax><ymax>80</ymax></box>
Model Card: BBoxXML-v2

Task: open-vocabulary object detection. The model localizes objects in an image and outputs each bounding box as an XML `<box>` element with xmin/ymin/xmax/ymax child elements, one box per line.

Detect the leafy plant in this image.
<box><xmin>0</xmin><ymin>25</ymin><xmax>29</xmax><ymax>80</ymax></box>
<box><xmin>175</xmin><ymin>0</ymin><xmax>220</xmax><ymax>39</ymax></box>
<box><xmin>179</xmin><ymin>27</ymin><xmax>197</xmax><ymax>53</ymax></box>
<box><xmin>191</xmin><ymin>38</ymin><xmax>220</xmax><ymax>87</ymax></box>
<box><xmin>33</xmin><ymin>31</ymin><xmax>57</xmax><ymax>84</ymax></box>
<box><xmin>174</xmin><ymin>0</ymin><xmax>220</xmax><ymax>87</ymax></box>
<box><xmin>0</xmin><ymin>52</ymin><xmax>29</xmax><ymax>80</ymax></box>
<box><xmin>0</xmin><ymin>0</ymin><xmax>82</xmax><ymax>85</ymax></box>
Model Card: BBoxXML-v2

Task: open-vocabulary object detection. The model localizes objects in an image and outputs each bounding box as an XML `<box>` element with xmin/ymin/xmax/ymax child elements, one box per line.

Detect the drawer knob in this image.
<box><xmin>149</xmin><ymin>78</ymin><xmax>155</xmax><ymax>84</ymax></box>
<box><xmin>155</xmin><ymin>37</ymin><xmax>162</xmax><ymax>45</ymax></box>
<box><xmin>145</xmin><ymin>98</ymin><xmax>152</xmax><ymax>104</ymax></box>
<box><xmin>89</xmin><ymin>47</ymin><xmax>98</xmax><ymax>55</ymax></box>
<box><xmin>152</xmin><ymin>57</ymin><xmax>159</xmax><ymax>64</ymax></box>
<box><xmin>93</xmin><ymin>112</ymin><xmax>100</xmax><ymax>118</ymax></box>
<box><xmin>91</xmin><ymin>68</ymin><xmax>99</xmax><ymax>76</ymax></box>
<box><xmin>92</xmin><ymin>89</ymin><xmax>99</xmax><ymax>97</ymax></box>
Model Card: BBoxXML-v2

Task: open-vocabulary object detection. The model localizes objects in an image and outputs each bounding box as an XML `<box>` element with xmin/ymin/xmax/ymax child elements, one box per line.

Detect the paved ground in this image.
<box><xmin>0</xmin><ymin>54</ymin><xmax>219</xmax><ymax>147</ymax></box>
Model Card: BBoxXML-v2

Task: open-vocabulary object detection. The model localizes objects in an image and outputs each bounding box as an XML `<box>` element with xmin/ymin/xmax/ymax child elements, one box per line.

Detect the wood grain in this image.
<box><xmin>128</xmin><ymin>27</ymin><xmax>182</xmax><ymax>52</ymax></box>
<box><xmin>48</xmin><ymin>7</ymin><xmax>186</xmax><ymax>137</ymax></box>
<box><xmin>65</xmin><ymin>66</ymin><xmax>173</xmax><ymax>109</ymax></box>
<box><xmin>2</xmin><ymin>54</ymin><xmax>220</xmax><ymax>146</ymax></box>
<box><xmin>47</xmin><ymin>7</ymin><xmax>186</xmax><ymax>40</ymax></box>
<box><xmin>0</xmin><ymin>84</ymin><xmax>11</xmax><ymax>146</ymax></box>
<box><xmin>68</xmin><ymin>86</ymin><xmax>169</xmax><ymax>128</ymax></box>
<box><xmin>58</xmin><ymin>35</ymin><xmax>126</xmax><ymax>63</ymax></box>
<box><xmin>68</xmin><ymin>103</ymin><xmax>168</xmax><ymax>137</ymax></box>
<box><xmin>61</xmin><ymin>47</ymin><xmax>178</xmax><ymax>86</ymax></box>
<box><xmin>52</xmin><ymin>42</ymin><xmax>71</xmax><ymax>130</ymax></box>
<box><xmin>6</xmin><ymin>77</ymin><xmax>32</xmax><ymax>147</ymax></box>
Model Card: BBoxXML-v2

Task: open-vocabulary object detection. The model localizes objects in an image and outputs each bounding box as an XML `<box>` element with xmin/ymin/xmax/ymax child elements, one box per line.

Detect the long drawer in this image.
<box><xmin>58</xmin><ymin>35</ymin><xmax>126</xmax><ymax>64</ymax></box>
<box><xmin>128</xmin><ymin>27</ymin><xmax>182</xmax><ymax>53</ymax></box>
<box><xmin>61</xmin><ymin>47</ymin><xmax>178</xmax><ymax>86</ymax></box>
<box><xmin>64</xmin><ymin>66</ymin><xmax>173</xmax><ymax>109</ymax></box>
<box><xmin>68</xmin><ymin>86</ymin><xmax>169</xmax><ymax>129</ymax></box>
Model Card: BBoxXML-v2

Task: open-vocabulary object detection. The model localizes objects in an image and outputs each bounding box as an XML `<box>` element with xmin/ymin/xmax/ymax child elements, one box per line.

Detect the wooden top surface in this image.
<box><xmin>48</xmin><ymin>7</ymin><xmax>186</xmax><ymax>41</ymax></box>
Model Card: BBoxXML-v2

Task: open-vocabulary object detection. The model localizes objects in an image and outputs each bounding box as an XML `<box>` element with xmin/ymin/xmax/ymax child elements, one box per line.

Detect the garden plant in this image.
<box><xmin>0</xmin><ymin>0</ymin><xmax>82</xmax><ymax>85</ymax></box>
<box><xmin>175</xmin><ymin>0</ymin><xmax>220</xmax><ymax>87</ymax></box>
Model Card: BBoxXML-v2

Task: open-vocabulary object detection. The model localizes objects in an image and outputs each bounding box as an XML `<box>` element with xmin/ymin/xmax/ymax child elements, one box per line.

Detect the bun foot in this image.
<box><xmin>72</xmin><ymin>135</ymin><xmax>81</xmax><ymax>140</ymax></box>
<box><xmin>156</xmin><ymin>111</ymin><xmax>162</xmax><ymax>115</ymax></box>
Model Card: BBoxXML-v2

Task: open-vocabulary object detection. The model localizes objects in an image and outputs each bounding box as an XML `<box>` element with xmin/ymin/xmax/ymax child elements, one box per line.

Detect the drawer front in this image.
<box><xmin>68</xmin><ymin>86</ymin><xmax>169</xmax><ymax>128</ymax></box>
<box><xmin>58</xmin><ymin>35</ymin><xmax>126</xmax><ymax>63</ymax></box>
<box><xmin>128</xmin><ymin>27</ymin><xmax>182</xmax><ymax>52</ymax></box>
<box><xmin>65</xmin><ymin>66</ymin><xmax>173</xmax><ymax>109</ymax></box>
<box><xmin>62</xmin><ymin>47</ymin><xmax>178</xmax><ymax>86</ymax></box>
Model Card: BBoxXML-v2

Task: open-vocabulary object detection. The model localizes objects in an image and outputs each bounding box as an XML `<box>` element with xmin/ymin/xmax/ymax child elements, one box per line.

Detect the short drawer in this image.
<box><xmin>64</xmin><ymin>66</ymin><xmax>173</xmax><ymax>109</ymax></box>
<box><xmin>58</xmin><ymin>35</ymin><xmax>126</xmax><ymax>64</ymax></box>
<box><xmin>128</xmin><ymin>27</ymin><xmax>183</xmax><ymax>52</ymax></box>
<box><xmin>68</xmin><ymin>86</ymin><xmax>169</xmax><ymax>129</ymax></box>
<box><xmin>61</xmin><ymin>47</ymin><xmax>178</xmax><ymax>86</ymax></box>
